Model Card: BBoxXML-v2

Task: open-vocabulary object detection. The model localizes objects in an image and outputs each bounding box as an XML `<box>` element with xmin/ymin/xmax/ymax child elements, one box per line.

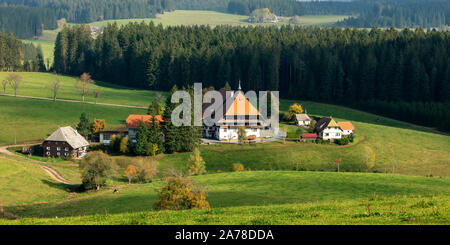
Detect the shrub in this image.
<box><xmin>154</xmin><ymin>176</ymin><xmax>210</xmax><ymax>210</ymax></box>
<box><xmin>187</xmin><ymin>148</ymin><xmax>206</xmax><ymax>176</ymax></box>
<box><xmin>79</xmin><ymin>151</ymin><xmax>117</xmax><ymax>190</ymax></box>
<box><xmin>238</xmin><ymin>127</ymin><xmax>247</xmax><ymax>144</ymax></box>
<box><xmin>134</xmin><ymin>158</ymin><xmax>159</xmax><ymax>183</ymax></box>
<box><xmin>335</xmin><ymin>138</ymin><xmax>350</xmax><ymax>145</ymax></box>
<box><xmin>233</xmin><ymin>163</ymin><xmax>244</xmax><ymax>172</ymax></box>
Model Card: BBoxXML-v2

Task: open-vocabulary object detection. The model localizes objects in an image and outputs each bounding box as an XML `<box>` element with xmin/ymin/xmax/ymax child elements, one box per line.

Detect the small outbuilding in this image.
<box><xmin>300</xmin><ymin>133</ymin><xmax>317</xmax><ymax>142</ymax></box>
<box><xmin>295</xmin><ymin>114</ymin><xmax>312</xmax><ymax>126</ymax></box>
<box><xmin>42</xmin><ymin>126</ymin><xmax>89</xmax><ymax>158</ymax></box>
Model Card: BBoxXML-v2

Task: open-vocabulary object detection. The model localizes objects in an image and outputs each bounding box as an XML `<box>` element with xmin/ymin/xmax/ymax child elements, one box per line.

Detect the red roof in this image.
<box><xmin>126</xmin><ymin>115</ymin><xmax>163</xmax><ymax>128</ymax></box>
<box><xmin>301</xmin><ymin>133</ymin><xmax>317</xmax><ymax>138</ymax></box>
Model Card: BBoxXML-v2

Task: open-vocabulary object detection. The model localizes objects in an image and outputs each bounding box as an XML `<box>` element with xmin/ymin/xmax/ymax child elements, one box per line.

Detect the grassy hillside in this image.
<box><xmin>0</xmin><ymin>96</ymin><xmax>145</xmax><ymax>145</ymax></box>
<box><xmin>0</xmin><ymin>72</ymin><xmax>448</xmax><ymax>177</ymax></box>
<box><xmin>0</xmin><ymin>72</ymin><xmax>165</xmax><ymax>106</ymax></box>
<box><xmin>2</xmin><ymin>171</ymin><xmax>449</xmax><ymax>224</ymax></box>
<box><xmin>0</xmin><ymin>157</ymin><xmax>68</xmax><ymax>207</ymax></box>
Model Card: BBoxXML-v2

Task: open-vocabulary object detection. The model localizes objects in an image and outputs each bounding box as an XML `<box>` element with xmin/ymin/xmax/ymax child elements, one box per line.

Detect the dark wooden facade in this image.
<box><xmin>42</xmin><ymin>141</ymin><xmax>86</xmax><ymax>158</ymax></box>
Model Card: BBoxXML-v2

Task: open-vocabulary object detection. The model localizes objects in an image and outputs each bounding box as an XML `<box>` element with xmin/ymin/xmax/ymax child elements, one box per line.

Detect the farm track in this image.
<box><xmin>0</xmin><ymin>144</ymin><xmax>76</xmax><ymax>185</ymax></box>
<box><xmin>0</xmin><ymin>93</ymin><xmax>147</xmax><ymax>109</ymax></box>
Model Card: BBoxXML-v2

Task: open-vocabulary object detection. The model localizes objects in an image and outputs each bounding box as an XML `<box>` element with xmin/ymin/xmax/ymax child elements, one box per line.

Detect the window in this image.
<box><xmin>57</xmin><ymin>152</ymin><xmax>60</xmax><ymax>156</ymax></box>
<box><xmin>64</xmin><ymin>153</ymin><xmax>68</xmax><ymax>156</ymax></box>
<box><xmin>325</xmin><ymin>133</ymin><xmax>329</xmax><ymax>136</ymax></box>
<box><xmin>46</xmin><ymin>146</ymin><xmax>50</xmax><ymax>150</ymax></box>
<box><xmin>46</xmin><ymin>152</ymin><xmax>50</xmax><ymax>155</ymax></box>
<box><xmin>252</xmin><ymin>128</ymin><xmax>257</xmax><ymax>132</ymax></box>
<box><xmin>56</xmin><ymin>147</ymin><xmax>61</xmax><ymax>151</ymax></box>
<box><xmin>223</xmin><ymin>128</ymin><xmax>227</xmax><ymax>132</ymax></box>
<box><xmin>65</xmin><ymin>147</ymin><xmax>69</xmax><ymax>151</ymax></box>
<box><xmin>336</xmin><ymin>133</ymin><xmax>340</xmax><ymax>136</ymax></box>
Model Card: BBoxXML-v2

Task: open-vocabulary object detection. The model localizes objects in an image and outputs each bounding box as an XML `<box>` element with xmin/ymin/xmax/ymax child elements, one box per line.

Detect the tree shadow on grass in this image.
<box><xmin>41</xmin><ymin>180</ymin><xmax>82</xmax><ymax>193</ymax></box>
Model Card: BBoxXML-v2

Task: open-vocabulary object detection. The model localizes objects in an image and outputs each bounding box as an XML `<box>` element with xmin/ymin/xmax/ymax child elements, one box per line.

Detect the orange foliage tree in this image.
<box><xmin>124</xmin><ymin>165</ymin><xmax>137</xmax><ymax>184</ymax></box>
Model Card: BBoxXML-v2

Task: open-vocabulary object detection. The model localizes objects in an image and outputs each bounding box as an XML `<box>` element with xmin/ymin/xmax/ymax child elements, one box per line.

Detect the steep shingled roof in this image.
<box><xmin>45</xmin><ymin>126</ymin><xmax>89</xmax><ymax>149</ymax></box>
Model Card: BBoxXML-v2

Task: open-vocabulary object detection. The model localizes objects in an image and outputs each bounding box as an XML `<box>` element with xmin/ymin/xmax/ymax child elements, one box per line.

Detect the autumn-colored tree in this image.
<box><xmin>233</xmin><ymin>163</ymin><xmax>244</xmax><ymax>172</ymax></box>
<box><xmin>237</xmin><ymin>127</ymin><xmax>247</xmax><ymax>144</ymax></box>
<box><xmin>91</xmin><ymin>119</ymin><xmax>106</xmax><ymax>134</ymax></box>
<box><xmin>119</xmin><ymin>137</ymin><xmax>129</xmax><ymax>154</ymax></box>
<box><xmin>154</xmin><ymin>176</ymin><xmax>210</xmax><ymax>210</ymax></box>
<box><xmin>134</xmin><ymin>158</ymin><xmax>159</xmax><ymax>182</ymax></box>
<box><xmin>124</xmin><ymin>165</ymin><xmax>137</xmax><ymax>184</ymax></box>
<box><xmin>7</xmin><ymin>73</ymin><xmax>22</xmax><ymax>97</ymax></box>
<box><xmin>75</xmin><ymin>72</ymin><xmax>94</xmax><ymax>102</ymax></box>
<box><xmin>187</xmin><ymin>148</ymin><xmax>206</xmax><ymax>176</ymax></box>
<box><xmin>335</xmin><ymin>158</ymin><xmax>342</xmax><ymax>172</ymax></box>
<box><xmin>286</xmin><ymin>103</ymin><xmax>304</xmax><ymax>121</ymax></box>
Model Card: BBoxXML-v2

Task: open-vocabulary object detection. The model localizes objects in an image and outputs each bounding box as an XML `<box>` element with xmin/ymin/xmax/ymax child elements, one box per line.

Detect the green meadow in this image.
<box><xmin>1</xmin><ymin>169</ymin><xmax>449</xmax><ymax>224</ymax></box>
<box><xmin>0</xmin><ymin>72</ymin><xmax>165</xmax><ymax>106</ymax></box>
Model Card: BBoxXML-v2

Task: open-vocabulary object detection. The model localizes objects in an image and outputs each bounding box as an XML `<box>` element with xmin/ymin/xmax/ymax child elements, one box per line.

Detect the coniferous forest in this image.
<box><xmin>0</xmin><ymin>5</ymin><xmax>57</xmax><ymax>39</ymax></box>
<box><xmin>0</xmin><ymin>0</ymin><xmax>175</xmax><ymax>23</ymax></box>
<box><xmin>0</xmin><ymin>32</ymin><xmax>46</xmax><ymax>71</ymax></box>
<box><xmin>53</xmin><ymin>24</ymin><xmax>450</xmax><ymax>131</ymax></box>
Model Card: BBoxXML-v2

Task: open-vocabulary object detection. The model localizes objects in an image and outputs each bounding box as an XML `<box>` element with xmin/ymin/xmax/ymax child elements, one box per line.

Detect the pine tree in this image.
<box><xmin>76</xmin><ymin>113</ymin><xmax>91</xmax><ymax>138</ymax></box>
<box><xmin>135</xmin><ymin>121</ymin><xmax>150</xmax><ymax>156</ymax></box>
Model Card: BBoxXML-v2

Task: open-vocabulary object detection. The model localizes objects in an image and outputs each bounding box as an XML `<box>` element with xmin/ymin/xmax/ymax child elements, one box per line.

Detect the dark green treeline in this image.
<box><xmin>53</xmin><ymin>24</ymin><xmax>450</xmax><ymax>131</ymax></box>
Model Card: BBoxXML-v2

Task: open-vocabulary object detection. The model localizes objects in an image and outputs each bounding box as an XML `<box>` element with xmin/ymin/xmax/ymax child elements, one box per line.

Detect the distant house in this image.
<box><xmin>300</xmin><ymin>133</ymin><xmax>317</xmax><ymax>142</ymax></box>
<box><xmin>126</xmin><ymin>114</ymin><xmax>163</xmax><ymax>142</ymax></box>
<box><xmin>295</xmin><ymin>114</ymin><xmax>312</xmax><ymax>126</ymax></box>
<box><xmin>314</xmin><ymin>117</ymin><xmax>343</xmax><ymax>141</ymax></box>
<box><xmin>99</xmin><ymin>125</ymin><xmax>128</xmax><ymax>145</ymax></box>
<box><xmin>42</xmin><ymin>126</ymin><xmax>89</xmax><ymax>158</ymax></box>
<box><xmin>337</xmin><ymin>122</ymin><xmax>355</xmax><ymax>135</ymax></box>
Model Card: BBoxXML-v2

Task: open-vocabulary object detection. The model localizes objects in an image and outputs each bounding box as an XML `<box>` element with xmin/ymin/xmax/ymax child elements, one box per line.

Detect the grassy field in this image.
<box><xmin>0</xmin><ymin>72</ymin><xmax>165</xmax><ymax>106</ymax></box>
<box><xmin>89</xmin><ymin>10</ymin><xmax>349</xmax><ymax>28</ymax></box>
<box><xmin>1</xmin><ymin>171</ymin><xmax>449</xmax><ymax>224</ymax></box>
<box><xmin>0</xmin><ymin>96</ymin><xmax>145</xmax><ymax>145</ymax></box>
<box><xmin>21</xmin><ymin>39</ymin><xmax>56</xmax><ymax>65</ymax></box>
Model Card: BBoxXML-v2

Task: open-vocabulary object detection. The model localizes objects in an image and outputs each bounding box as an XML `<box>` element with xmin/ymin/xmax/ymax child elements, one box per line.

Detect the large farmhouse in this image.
<box><xmin>42</xmin><ymin>126</ymin><xmax>89</xmax><ymax>158</ymax></box>
<box><xmin>202</xmin><ymin>86</ymin><xmax>268</xmax><ymax>141</ymax></box>
<box><xmin>314</xmin><ymin>117</ymin><xmax>343</xmax><ymax>141</ymax></box>
<box><xmin>337</xmin><ymin>122</ymin><xmax>355</xmax><ymax>135</ymax></box>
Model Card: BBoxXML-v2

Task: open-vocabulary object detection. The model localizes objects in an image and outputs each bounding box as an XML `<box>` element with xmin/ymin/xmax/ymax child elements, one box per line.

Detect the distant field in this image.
<box><xmin>90</xmin><ymin>10</ymin><xmax>349</xmax><ymax>28</ymax></box>
<box><xmin>2</xmin><ymin>171</ymin><xmax>449</xmax><ymax>224</ymax></box>
<box><xmin>0</xmin><ymin>72</ymin><xmax>165</xmax><ymax>106</ymax></box>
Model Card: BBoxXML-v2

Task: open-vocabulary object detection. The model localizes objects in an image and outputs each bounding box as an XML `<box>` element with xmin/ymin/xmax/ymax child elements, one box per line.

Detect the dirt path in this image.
<box><xmin>0</xmin><ymin>93</ymin><xmax>147</xmax><ymax>109</ymax></box>
<box><xmin>0</xmin><ymin>144</ymin><xmax>76</xmax><ymax>185</ymax></box>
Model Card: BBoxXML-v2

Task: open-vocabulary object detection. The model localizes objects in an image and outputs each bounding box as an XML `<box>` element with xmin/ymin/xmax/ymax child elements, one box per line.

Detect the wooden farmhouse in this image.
<box><xmin>42</xmin><ymin>126</ymin><xmax>89</xmax><ymax>158</ymax></box>
<box><xmin>202</xmin><ymin>85</ymin><xmax>268</xmax><ymax>141</ymax></box>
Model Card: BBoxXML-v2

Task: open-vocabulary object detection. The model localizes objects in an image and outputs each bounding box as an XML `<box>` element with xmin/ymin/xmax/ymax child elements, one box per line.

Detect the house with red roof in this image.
<box><xmin>337</xmin><ymin>121</ymin><xmax>355</xmax><ymax>135</ymax></box>
<box><xmin>126</xmin><ymin>114</ymin><xmax>163</xmax><ymax>142</ymax></box>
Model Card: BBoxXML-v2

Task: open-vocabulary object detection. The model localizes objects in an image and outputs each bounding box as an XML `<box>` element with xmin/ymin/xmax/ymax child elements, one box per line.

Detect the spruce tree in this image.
<box><xmin>76</xmin><ymin>112</ymin><xmax>91</xmax><ymax>138</ymax></box>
